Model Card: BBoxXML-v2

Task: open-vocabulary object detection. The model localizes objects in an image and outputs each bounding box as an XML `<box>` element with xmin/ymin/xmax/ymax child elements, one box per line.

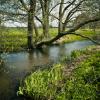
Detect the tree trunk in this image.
<box><xmin>33</xmin><ymin>21</ymin><xmax>39</xmax><ymax>43</ymax></box>
<box><xmin>58</xmin><ymin>16</ymin><xmax>63</xmax><ymax>33</ymax></box>
<box><xmin>58</xmin><ymin>0</ymin><xmax>64</xmax><ymax>33</ymax></box>
<box><xmin>41</xmin><ymin>0</ymin><xmax>50</xmax><ymax>38</ymax></box>
<box><xmin>27</xmin><ymin>12</ymin><xmax>33</xmax><ymax>49</ymax></box>
<box><xmin>27</xmin><ymin>0</ymin><xmax>36</xmax><ymax>49</ymax></box>
<box><xmin>0</xmin><ymin>19</ymin><xmax>1</xmax><ymax>27</ymax></box>
<box><xmin>42</xmin><ymin>16</ymin><xmax>49</xmax><ymax>38</ymax></box>
<box><xmin>62</xmin><ymin>19</ymin><xmax>69</xmax><ymax>32</ymax></box>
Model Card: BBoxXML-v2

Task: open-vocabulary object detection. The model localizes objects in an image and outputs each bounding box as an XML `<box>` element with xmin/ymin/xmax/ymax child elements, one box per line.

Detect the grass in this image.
<box><xmin>0</xmin><ymin>27</ymin><xmax>99</xmax><ymax>52</ymax></box>
<box><xmin>18</xmin><ymin>46</ymin><xmax>100</xmax><ymax>100</ymax></box>
<box><xmin>18</xmin><ymin>64</ymin><xmax>64</xmax><ymax>99</ymax></box>
<box><xmin>0</xmin><ymin>27</ymin><xmax>27</xmax><ymax>52</ymax></box>
<box><xmin>58</xmin><ymin>29</ymin><xmax>99</xmax><ymax>43</ymax></box>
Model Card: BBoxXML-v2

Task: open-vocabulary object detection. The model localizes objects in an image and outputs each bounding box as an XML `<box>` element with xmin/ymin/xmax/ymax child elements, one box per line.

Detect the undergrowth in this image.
<box><xmin>18</xmin><ymin>46</ymin><xmax>100</xmax><ymax>100</ymax></box>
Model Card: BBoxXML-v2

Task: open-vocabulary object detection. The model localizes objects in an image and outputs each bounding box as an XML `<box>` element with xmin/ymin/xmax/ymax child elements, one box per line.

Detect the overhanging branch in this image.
<box><xmin>36</xmin><ymin>17</ymin><xmax>100</xmax><ymax>48</ymax></box>
<box><xmin>62</xmin><ymin>17</ymin><xmax>100</xmax><ymax>35</ymax></box>
<box><xmin>73</xmin><ymin>33</ymin><xmax>100</xmax><ymax>45</ymax></box>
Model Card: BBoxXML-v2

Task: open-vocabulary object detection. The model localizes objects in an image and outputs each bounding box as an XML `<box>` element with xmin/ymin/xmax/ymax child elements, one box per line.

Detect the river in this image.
<box><xmin>0</xmin><ymin>40</ymin><xmax>94</xmax><ymax>100</ymax></box>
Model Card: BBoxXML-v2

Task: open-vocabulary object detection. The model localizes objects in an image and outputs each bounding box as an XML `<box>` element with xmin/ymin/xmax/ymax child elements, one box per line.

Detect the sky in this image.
<box><xmin>3</xmin><ymin>21</ymin><xmax>27</xmax><ymax>27</ymax></box>
<box><xmin>1</xmin><ymin>0</ymin><xmax>77</xmax><ymax>27</ymax></box>
<box><xmin>3</xmin><ymin>19</ymin><xmax>58</xmax><ymax>27</ymax></box>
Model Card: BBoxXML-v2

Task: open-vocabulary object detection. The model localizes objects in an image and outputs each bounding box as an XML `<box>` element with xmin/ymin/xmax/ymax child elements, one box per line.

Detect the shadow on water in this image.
<box><xmin>0</xmin><ymin>40</ymin><xmax>94</xmax><ymax>100</ymax></box>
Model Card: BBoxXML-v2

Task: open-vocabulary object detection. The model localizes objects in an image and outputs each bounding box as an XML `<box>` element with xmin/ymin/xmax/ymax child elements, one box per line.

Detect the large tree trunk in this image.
<box><xmin>58</xmin><ymin>0</ymin><xmax>64</xmax><ymax>33</ymax></box>
<box><xmin>33</xmin><ymin>21</ymin><xmax>39</xmax><ymax>43</ymax></box>
<box><xmin>27</xmin><ymin>0</ymin><xmax>36</xmax><ymax>49</ymax></box>
<box><xmin>42</xmin><ymin>15</ymin><xmax>49</xmax><ymax>38</ymax></box>
<box><xmin>27</xmin><ymin>12</ymin><xmax>33</xmax><ymax>49</ymax></box>
<box><xmin>40</xmin><ymin>0</ymin><xmax>50</xmax><ymax>38</ymax></box>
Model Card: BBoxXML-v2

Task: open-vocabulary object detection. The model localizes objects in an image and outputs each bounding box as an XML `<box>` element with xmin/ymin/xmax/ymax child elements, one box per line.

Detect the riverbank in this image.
<box><xmin>18</xmin><ymin>45</ymin><xmax>100</xmax><ymax>100</ymax></box>
<box><xmin>0</xmin><ymin>27</ymin><xmax>99</xmax><ymax>52</ymax></box>
<box><xmin>0</xmin><ymin>40</ymin><xmax>95</xmax><ymax>100</ymax></box>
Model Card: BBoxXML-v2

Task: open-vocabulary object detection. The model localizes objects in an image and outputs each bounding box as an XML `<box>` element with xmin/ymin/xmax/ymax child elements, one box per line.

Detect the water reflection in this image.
<box><xmin>64</xmin><ymin>40</ymin><xmax>94</xmax><ymax>56</ymax></box>
<box><xmin>0</xmin><ymin>40</ymin><xmax>94</xmax><ymax>100</ymax></box>
<box><xmin>0</xmin><ymin>71</ymin><xmax>13</xmax><ymax>100</ymax></box>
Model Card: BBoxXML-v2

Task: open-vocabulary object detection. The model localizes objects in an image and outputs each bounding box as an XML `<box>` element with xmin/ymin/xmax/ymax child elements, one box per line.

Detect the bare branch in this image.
<box><xmin>65</xmin><ymin>0</ymin><xmax>83</xmax><ymax>21</ymax></box>
<box><xmin>73</xmin><ymin>33</ymin><xmax>100</xmax><ymax>45</ymax></box>
<box><xmin>19</xmin><ymin>0</ymin><xmax>29</xmax><ymax>11</ymax></box>
<box><xmin>62</xmin><ymin>0</ymin><xmax>84</xmax><ymax>30</ymax></box>
<box><xmin>49</xmin><ymin>1</ymin><xmax>70</xmax><ymax>14</ymax></box>
<box><xmin>50</xmin><ymin>14</ymin><xmax>59</xmax><ymax>20</ymax></box>
<box><xmin>36</xmin><ymin>17</ymin><xmax>100</xmax><ymax>48</ymax></box>
<box><xmin>35</xmin><ymin>16</ymin><xmax>43</xmax><ymax>25</ymax></box>
<box><xmin>62</xmin><ymin>0</ymin><xmax>76</xmax><ymax>16</ymax></box>
<box><xmin>66</xmin><ymin>17</ymin><xmax>100</xmax><ymax>33</ymax></box>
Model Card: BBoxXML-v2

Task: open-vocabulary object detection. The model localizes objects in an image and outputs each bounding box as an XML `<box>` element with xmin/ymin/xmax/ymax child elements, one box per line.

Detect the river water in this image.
<box><xmin>0</xmin><ymin>40</ymin><xmax>94</xmax><ymax>100</ymax></box>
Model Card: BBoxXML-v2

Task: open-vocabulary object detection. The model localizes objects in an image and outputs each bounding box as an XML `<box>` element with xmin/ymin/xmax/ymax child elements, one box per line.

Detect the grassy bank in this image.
<box><xmin>18</xmin><ymin>46</ymin><xmax>100</xmax><ymax>100</ymax></box>
<box><xmin>0</xmin><ymin>27</ymin><xmax>27</xmax><ymax>52</ymax></box>
<box><xmin>0</xmin><ymin>27</ymin><xmax>99</xmax><ymax>52</ymax></box>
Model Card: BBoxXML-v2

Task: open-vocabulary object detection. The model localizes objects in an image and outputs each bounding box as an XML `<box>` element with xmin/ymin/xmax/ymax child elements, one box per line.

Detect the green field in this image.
<box><xmin>0</xmin><ymin>27</ymin><xmax>99</xmax><ymax>52</ymax></box>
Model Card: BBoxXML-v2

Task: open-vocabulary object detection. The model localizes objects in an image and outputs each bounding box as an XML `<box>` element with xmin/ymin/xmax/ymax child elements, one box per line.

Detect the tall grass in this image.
<box><xmin>0</xmin><ymin>27</ymin><xmax>27</xmax><ymax>52</ymax></box>
<box><xmin>0</xmin><ymin>27</ymin><xmax>99</xmax><ymax>52</ymax></box>
<box><xmin>18</xmin><ymin>46</ymin><xmax>100</xmax><ymax>100</ymax></box>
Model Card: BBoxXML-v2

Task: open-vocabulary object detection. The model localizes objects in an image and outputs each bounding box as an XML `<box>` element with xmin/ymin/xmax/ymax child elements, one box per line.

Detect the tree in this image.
<box><xmin>0</xmin><ymin>0</ymin><xmax>53</xmax><ymax>48</ymax></box>
<box><xmin>36</xmin><ymin>0</ymin><xmax>100</xmax><ymax>47</ymax></box>
<box><xmin>0</xmin><ymin>0</ymin><xmax>100</xmax><ymax>49</ymax></box>
<box><xmin>39</xmin><ymin>0</ymin><xmax>50</xmax><ymax>38</ymax></box>
<box><xmin>36</xmin><ymin>17</ymin><xmax>100</xmax><ymax>48</ymax></box>
<box><xmin>49</xmin><ymin>0</ymin><xmax>84</xmax><ymax>33</ymax></box>
<box><xmin>19</xmin><ymin>0</ymin><xmax>37</xmax><ymax>49</ymax></box>
<box><xmin>0</xmin><ymin>0</ymin><xmax>37</xmax><ymax>49</ymax></box>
